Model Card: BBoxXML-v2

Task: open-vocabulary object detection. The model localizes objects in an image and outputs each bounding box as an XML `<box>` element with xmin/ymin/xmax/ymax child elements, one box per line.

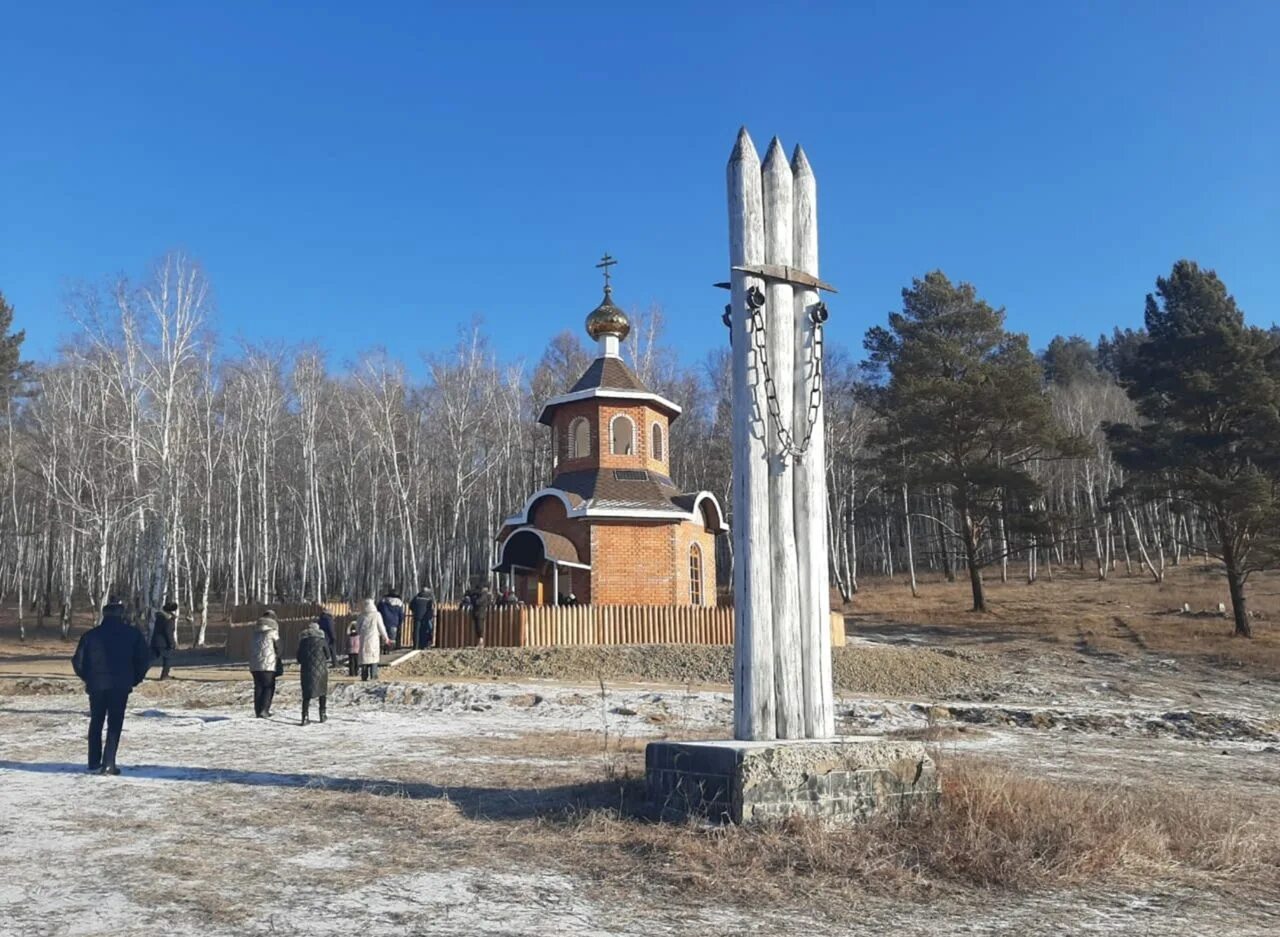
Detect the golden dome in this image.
<box><xmin>585</xmin><ymin>287</ymin><xmax>631</xmax><ymax>342</ymax></box>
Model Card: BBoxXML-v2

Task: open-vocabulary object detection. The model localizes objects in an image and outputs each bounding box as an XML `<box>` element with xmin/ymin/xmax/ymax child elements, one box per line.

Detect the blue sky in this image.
<box><xmin>2</xmin><ymin>1</ymin><xmax>1276</xmax><ymax>371</ymax></box>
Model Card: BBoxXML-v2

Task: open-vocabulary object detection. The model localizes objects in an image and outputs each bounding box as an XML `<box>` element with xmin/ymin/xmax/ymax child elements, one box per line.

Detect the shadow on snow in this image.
<box><xmin>0</xmin><ymin>707</ymin><xmax>231</xmax><ymax>723</ymax></box>
<box><xmin>0</xmin><ymin>758</ymin><xmax>642</xmax><ymax>821</ymax></box>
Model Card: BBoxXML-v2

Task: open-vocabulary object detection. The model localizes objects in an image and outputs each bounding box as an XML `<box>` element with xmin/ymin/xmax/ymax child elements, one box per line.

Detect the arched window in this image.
<box><xmin>689</xmin><ymin>543</ymin><xmax>704</xmax><ymax>606</ymax></box>
<box><xmin>610</xmin><ymin>414</ymin><xmax>635</xmax><ymax>456</ymax></box>
<box><xmin>569</xmin><ymin>417</ymin><xmax>591</xmax><ymax>459</ymax></box>
<box><xmin>651</xmin><ymin>422</ymin><xmax>664</xmax><ymax>462</ymax></box>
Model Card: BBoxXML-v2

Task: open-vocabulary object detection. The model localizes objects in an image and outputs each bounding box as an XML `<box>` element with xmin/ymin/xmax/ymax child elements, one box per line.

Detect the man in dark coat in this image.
<box><xmin>409</xmin><ymin>587</ymin><xmax>435</xmax><ymax>649</ymax></box>
<box><xmin>316</xmin><ymin>610</ymin><xmax>338</xmax><ymax>666</ymax></box>
<box><xmin>377</xmin><ymin>590</ymin><xmax>405</xmax><ymax>648</ymax></box>
<box><xmin>72</xmin><ymin>601</ymin><xmax>151</xmax><ymax>774</ymax></box>
<box><xmin>296</xmin><ymin>620</ymin><xmax>330</xmax><ymax>725</ymax></box>
<box><xmin>471</xmin><ymin>584</ymin><xmax>493</xmax><ymax>649</ymax></box>
<box><xmin>150</xmin><ymin>601</ymin><xmax>178</xmax><ymax>680</ymax></box>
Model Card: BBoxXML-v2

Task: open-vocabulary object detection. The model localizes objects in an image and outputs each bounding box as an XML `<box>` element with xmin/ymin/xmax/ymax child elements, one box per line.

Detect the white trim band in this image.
<box><xmin>538</xmin><ymin>387</ymin><xmax>682</xmax><ymax>424</ymax></box>
<box><xmin>503</xmin><ymin>489</ymin><xmax>730</xmax><ymax>533</ymax></box>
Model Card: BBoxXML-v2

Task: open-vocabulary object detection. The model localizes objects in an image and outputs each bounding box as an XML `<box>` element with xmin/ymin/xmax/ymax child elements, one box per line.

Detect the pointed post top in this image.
<box><xmin>729</xmin><ymin>126</ymin><xmax>760</xmax><ymax>165</ymax></box>
<box><xmin>763</xmin><ymin>136</ymin><xmax>790</xmax><ymax>173</ymax></box>
<box><xmin>790</xmin><ymin>143</ymin><xmax>813</xmax><ymax>177</ymax></box>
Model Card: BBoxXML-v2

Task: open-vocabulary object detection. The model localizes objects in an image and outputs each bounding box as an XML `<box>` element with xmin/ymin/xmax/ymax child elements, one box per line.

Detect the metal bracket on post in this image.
<box><xmin>715</xmin><ymin>264</ymin><xmax>838</xmax><ymax>294</ymax></box>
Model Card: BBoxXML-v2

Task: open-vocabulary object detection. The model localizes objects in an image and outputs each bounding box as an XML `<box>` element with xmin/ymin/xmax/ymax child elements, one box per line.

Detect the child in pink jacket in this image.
<box><xmin>345</xmin><ymin>622</ymin><xmax>361</xmax><ymax>677</ymax></box>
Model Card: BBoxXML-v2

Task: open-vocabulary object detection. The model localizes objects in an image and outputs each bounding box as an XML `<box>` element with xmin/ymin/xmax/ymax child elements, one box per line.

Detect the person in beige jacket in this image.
<box><xmin>247</xmin><ymin>611</ymin><xmax>281</xmax><ymax>718</ymax></box>
<box><xmin>356</xmin><ymin>599</ymin><xmax>390</xmax><ymax>681</ymax></box>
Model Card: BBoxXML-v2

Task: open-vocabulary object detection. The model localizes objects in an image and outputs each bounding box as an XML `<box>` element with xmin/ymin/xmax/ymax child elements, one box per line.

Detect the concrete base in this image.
<box><xmin>645</xmin><ymin>736</ymin><xmax>939</xmax><ymax>824</ymax></box>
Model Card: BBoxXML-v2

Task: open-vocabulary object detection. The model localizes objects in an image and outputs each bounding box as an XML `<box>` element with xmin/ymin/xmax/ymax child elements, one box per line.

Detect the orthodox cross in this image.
<box><xmin>596</xmin><ymin>253</ymin><xmax>617</xmax><ymax>290</ymax></box>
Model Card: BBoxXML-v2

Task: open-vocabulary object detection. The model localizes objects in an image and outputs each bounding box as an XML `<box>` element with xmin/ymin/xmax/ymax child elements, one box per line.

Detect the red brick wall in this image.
<box><xmin>673</xmin><ymin>519</ymin><xmax>719</xmax><ymax>606</ymax></box>
<box><xmin>552</xmin><ymin>400</ymin><xmax>671</xmax><ymax>475</ymax></box>
<box><xmin>588</xmin><ymin>518</ymin><xmax>721</xmax><ymax>606</ymax></box>
<box><xmin>595</xmin><ymin>403</ymin><xmax>659</xmax><ymax>471</ymax></box>
<box><xmin>505</xmin><ymin>509</ymin><xmax>722</xmax><ymax>607</ymax></box>
<box><xmin>643</xmin><ymin>414</ymin><xmax>671</xmax><ymax>476</ymax></box>
<box><xmin>589</xmin><ymin>520</ymin><xmax>677</xmax><ymax>605</ymax></box>
<box><xmin>553</xmin><ymin>401</ymin><xmax>601</xmax><ymax>474</ymax></box>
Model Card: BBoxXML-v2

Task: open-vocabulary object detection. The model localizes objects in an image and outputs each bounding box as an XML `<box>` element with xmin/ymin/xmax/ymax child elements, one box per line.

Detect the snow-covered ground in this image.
<box><xmin>0</xmin><ymin>680</ymin><xmax>734</xmax><ymax>937</ymax></box>
<box><xmin>1</xmin><ymin>672</ymin><xmax>1278</xmax><ymax>936</ymax></box>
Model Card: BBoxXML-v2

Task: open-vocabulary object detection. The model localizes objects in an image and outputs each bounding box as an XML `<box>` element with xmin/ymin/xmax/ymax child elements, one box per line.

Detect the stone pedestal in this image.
<box><xmin>645</xmin><ymin>736</ymin><xmax>939</xmax><ymax>824</ymax></box>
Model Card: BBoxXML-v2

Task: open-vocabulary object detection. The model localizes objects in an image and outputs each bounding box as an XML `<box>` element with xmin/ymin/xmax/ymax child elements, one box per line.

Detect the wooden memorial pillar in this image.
<box><xmin>727</xmin><ymin>128</ymin><xmax>836</xmax><ymax>742</ymax></box>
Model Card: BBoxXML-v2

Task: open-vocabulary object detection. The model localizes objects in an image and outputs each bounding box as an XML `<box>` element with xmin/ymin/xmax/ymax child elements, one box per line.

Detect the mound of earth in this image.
<box><xmin>0</xmin><ymin>677</ymin><xmax>71</xmax><ymax>696</ymax></box>
<box><xmin>393</xmin><ymin>644</ymin><xmax>1000</xmax><ymax>699</ymax></box>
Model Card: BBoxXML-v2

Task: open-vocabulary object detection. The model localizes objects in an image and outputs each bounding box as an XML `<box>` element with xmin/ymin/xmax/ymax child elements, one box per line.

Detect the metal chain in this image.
<box><xmin>742</xmin><ymin>287</ymin><xmax>826</xmax><ymax>461</ymax></box>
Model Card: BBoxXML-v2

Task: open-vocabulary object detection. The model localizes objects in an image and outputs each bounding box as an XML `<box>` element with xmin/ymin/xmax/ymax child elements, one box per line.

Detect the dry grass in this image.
<box><xmin>302</xmin><ymin>733</ymin><xmax>1280</xmax><ymax>908</ymax></box>
<box><xmin>846</xmin><ymin>563</ymin><xmax>1280</xmax><ymax>677</ymax></box>
<box><xmin>513</xmin><ymin>761</ymin><xmax>1280</xmax><ymax>905</ymax></box>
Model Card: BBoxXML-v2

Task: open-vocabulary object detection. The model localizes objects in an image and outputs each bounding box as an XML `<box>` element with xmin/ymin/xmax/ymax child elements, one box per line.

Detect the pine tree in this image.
<box><xmin>864</xmin><ymin>271</ymin><xmax>1069</xmax><ymax>611</ymax></box>
<box><xmin>1106</xmin><ymin>260</ymin><xmax>1280</xmax><ymax>637</ymax></box>
<box><xmin>0</xmin><ymin>292</ymin><xmax>29</xmax><ymax>405</ymax></box>
<box><xmin>1097</xmin><ymin>326</ymin><xmax>1148</xmax><ymax>379</ymax></box>
<box><xmin>1042</xmin><ymin>335</ymin><xmax>1100</xmax><ymax>386</ymax></box>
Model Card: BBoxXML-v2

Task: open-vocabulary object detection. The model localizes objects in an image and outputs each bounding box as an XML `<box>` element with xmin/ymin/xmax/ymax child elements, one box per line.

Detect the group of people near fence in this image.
<box><xmin>68</xmin><ymin>579</ymin><xmax>525</xmax><ymax>772</ymax></box>
<box><xmin>458</xmin><ymin>584</ymin><xmax>495</xmax><ymax>646</ymax></box>
<box><xmin>246</xmin><ymin>586</ymin><xmax>439</xmax><ymax>720</ymax></box>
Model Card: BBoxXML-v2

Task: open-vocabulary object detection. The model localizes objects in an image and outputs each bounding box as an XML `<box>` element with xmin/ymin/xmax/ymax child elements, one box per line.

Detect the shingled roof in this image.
<box><xmin>493</xmin><ymin>527</ymin><xmax>589</xmax><ymax>573</ymax></box>
<box><xmin>568</xmin><ymin>356</ymin><xmax>649</xmax><ymax>394</ymax></box>
<box><xmin>538</xmin><ymin>356</ymin><xmax>682</xmax><ymax>425</ymax></box>
<box><xmin>550</xmin><ymin>468</ymin><xmax>682</xmax><ymax>513</ymax></box>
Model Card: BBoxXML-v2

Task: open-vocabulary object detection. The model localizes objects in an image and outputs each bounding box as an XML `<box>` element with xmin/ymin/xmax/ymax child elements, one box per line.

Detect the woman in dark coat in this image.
<box><xmin>316</xmin><ymin>610</ymin><xmax>337</xmax><ymax>665</ymax></box>
<box><xmin>296</xmin><ymin>620</ymin><xmax>330</xmax><ymax>725</ymax></box>
<box><xmin>471</xmin><ymin>585</ymin><xmax>493</xmax><ymax>648</ymax></box>
<box><xmin>150</xmin><ymin>602</ymin><xmax>178</xmax><ymax>680</ymax></box>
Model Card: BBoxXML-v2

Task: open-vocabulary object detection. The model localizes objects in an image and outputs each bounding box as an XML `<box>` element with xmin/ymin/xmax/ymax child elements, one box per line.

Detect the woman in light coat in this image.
<box><xmin>356</xmin><ymin>598</ymin><xmax>390</xmax><ymax>681</ymax></box>
<box><xmin>247</xmin><ymin>611</ymin><xmax>281</xmax><ymax>718</ymax></box>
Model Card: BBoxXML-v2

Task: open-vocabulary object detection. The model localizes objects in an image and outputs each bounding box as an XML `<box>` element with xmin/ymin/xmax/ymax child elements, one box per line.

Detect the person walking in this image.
<box><xmin>356</xmin><ymin>598</ymin><xmax>390</xmax><ymax>681</ymax></box>
<box><xmin>377</xmin><ymin>589</ymin><xmax>405</xmax><ymax>648</ymax></box>
<box><xmin>409</xmin><ymin>586</ymin><xmax>435</xmax><ymax>649</ymax></box>
<box><xmin>471</xmin><ymin>583</ymin><xmax>493</xmax><ymax>649</ymax></box>
<box><xmin>296</xmin><ymin>619</ymin><xmax>330</xmax><ymax>725</ymax></box>
<box><xmin>150</xmin><ymin>601</ymin><xmax>178</xmax><ymax>680</ymax></box>
<box><xmin>71</xmin><ymin>601</ymin><xmax>151</xmax><ymax>775</ymax></box>
<box><xmin>345</xmin><ymin>620</ymin><xmax>360</xmax><ymax>677</ymax></box>
<box><xmin>248</xmin><ymin>610</ymin><xmax>281</xmax><ymax>718</ymax></box>
<box><xmin>316</xmin><ymin>609</ymin><xmax>338</xmax><ymax>666</ymax></box>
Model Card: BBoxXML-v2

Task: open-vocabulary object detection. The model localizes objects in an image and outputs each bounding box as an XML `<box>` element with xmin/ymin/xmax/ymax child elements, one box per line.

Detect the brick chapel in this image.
<box><xmin>494</xmin><ymin>264</ymin><xmax>727</xmax><ymax>606</ymax></box>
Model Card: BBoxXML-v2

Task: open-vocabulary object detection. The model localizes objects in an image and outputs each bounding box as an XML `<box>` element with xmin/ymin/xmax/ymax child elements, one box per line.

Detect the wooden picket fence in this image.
<box><xmin>225</xmin><ymin>601</ymin><xmax>366</xmax><ymax>659</ymax></box>
<box><xmin>431</xmin><ymin>604</ymin><xmax>845</xmax><ymax>650</ymax></box>
<box><xmin>225</xmin><ymin>617</ymin><xmax>328</xmax><ymax>660</ymax></box>
<box><xmin>224</xmin><ymin>601</ymin><xmax>846</xmax><ymax>659</ymax></box>
<box><xmin>228</xmin><ymin>602</ymin><xmax>322</xmax><ymax>625</ymax></box>
<box><xmin>430</xmin><ymin>604</ymin><xmax>736</xmax><ymax>648</ymax></box>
